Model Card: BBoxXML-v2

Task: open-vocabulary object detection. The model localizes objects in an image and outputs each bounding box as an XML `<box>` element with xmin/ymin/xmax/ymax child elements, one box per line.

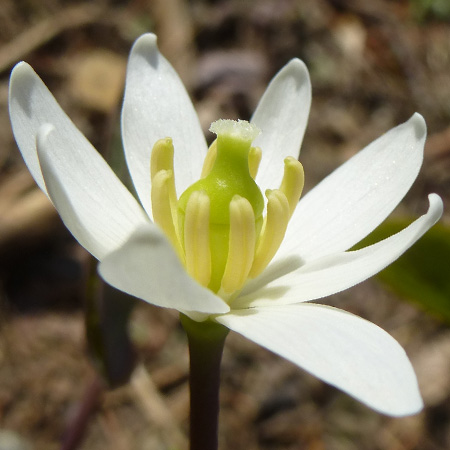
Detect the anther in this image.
<box><xmin>279</xmin><ymin>157</ymin><xmax>304</xmax><ymax>217</ymax></box>
<box><xmin>151</xmin><ymin>137</ymin><xmax>178</xmax><ymax>221</ymax></box>
<box><xmin>151</xmin><ymin>137</ymin><xmax>175</xmax><ymax>179</ymax></box>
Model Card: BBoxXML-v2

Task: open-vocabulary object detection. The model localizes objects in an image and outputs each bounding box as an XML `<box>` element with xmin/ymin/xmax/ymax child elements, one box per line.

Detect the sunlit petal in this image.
<box><xmin>279</xmin><ymin>114</ymin><xmax>427</xmax><ymax>261</ymax></box>
<box><xmin>122</xmin><ymin>33</ymin><xmax>207</xmax><ymax>218</ymax></box>
<box><xmin>217</xmin><ymin>304</ymin><xmax>423</xmax><ymax>417</ymax></box>
<box><xmin>9</xmin><ymin>62</ymin><xmax>99</xmax><ymax>196</ymax></box>
<box><xmin>37</xmin><ymin>124</ymin><xmax>148</xmax><ymax>259</ymax></box>
<box><xmin>238</xmin><ymin>194</ymin><xmax>442</xmax><ymax>307</ymax></box>
<box><xmin>251</xmin><ymin>59</ymin><xmax>311</xmax><ymax>192</ymax></box>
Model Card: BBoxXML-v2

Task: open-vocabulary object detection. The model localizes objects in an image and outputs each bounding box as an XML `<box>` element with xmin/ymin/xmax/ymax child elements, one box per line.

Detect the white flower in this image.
<box><xmin>9</xmin><ymin>33</ymin><xmax>442</xmax><ymax>417</ymax></box>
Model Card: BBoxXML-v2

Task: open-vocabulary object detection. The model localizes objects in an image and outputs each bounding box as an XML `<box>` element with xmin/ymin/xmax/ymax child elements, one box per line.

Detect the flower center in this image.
<box><xmin>150</xmin><ymin>119</ymin><xmax>304</xmax><ymax>301</ymax></box>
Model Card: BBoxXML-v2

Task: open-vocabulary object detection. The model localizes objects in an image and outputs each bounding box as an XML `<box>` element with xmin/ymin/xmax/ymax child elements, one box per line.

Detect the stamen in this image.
<box><xmin>279</xmin><ymin>157</ymin><xmax>304</xmax><ymax>217</ymax></box>
<box><xmin>151</xmin><ymin>138</ymin><xmax>175</xmax><ymax>179</ymax></box>
<box><xmin>220</xmin><ymin>196</ymin><xmax>256</xmax><ymax>294</ymax></box>
<box><xmin>151</xmin><ymin>137</ymin><xmax>178</xmax><ymax>221</ymax></box>
<box><xmin>151</xmin><ymin>170</ymin><xmax>184</xmax><ymax>261</ymax></box>
<box><xmin>248</xmin><ymin>146</ymin><xmax>262</xmax><ymax>179</ymax></box>
<box><xmin>201</xmin><ymin>140</ymin><xmax>217</xmax><ymax>178</ymax></box>
<box><xmin>184</xmin><ymin>191</ymin><xmax>212</xmax><ymax>287</ymax></box>
<box><xmin>249</xmin><ymin>189</ymin><xmax>290</xmax><ymax>278</ymax></box>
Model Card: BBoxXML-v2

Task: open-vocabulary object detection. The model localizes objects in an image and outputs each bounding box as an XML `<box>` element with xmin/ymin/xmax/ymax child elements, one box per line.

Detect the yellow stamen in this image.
<box><xmin>151</xmin><ymin>137</ymin><xmax>178</xmax><ymax>222</ymax></box>
<box><xmin>151</xmin><ymin>170</ymin><xmax>184</xmax><ymax>261</ymax></box>
<box><xmin>184</xmin><ymin>190</ymin><xmax>212</xmax><ymax>287</ymax></box>
<box><xmin>249</xmin><ymin>189</ymin><xmax>290</xmax><ymax>278</ymax></box>
<box><xmin>220</xmin><ymin>196</ymin><xmax>256</xmax><ymax>294</ymax></box>
<box><xmin>279</xmin><ymin>157</ymin><xmax>304</xmax><ymax>217</ymax></box>
<box><xmin>201</xmin><ymin>140</ymin><xmax>217</xmax><ymax>178</ymax></box>
<box><xmin>248</xmin><ymin>146</ymin><xmax>262</xmax><ymax>179</ymax></box>
<box><xmin>151</xmin><ymin>137</ymin><xmax>175</xmax><ymax>179</ymax></box>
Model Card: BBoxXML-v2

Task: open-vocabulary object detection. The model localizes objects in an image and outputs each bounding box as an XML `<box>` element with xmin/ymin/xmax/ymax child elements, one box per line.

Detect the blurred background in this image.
<box><xmin>0</xmin><ymin>0</ymin><xmax>450</xmax><ymax>449</ymax></box>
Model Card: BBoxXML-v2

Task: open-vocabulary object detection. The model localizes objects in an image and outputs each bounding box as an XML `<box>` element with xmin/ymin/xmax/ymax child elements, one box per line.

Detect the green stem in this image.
<box><xmin>181</xmin><ymin>314</ymin><xmax>229</xmax><ymax>450</ymax></box>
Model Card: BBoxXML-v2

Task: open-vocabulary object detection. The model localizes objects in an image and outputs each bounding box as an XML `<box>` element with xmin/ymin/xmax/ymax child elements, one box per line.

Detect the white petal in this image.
<box><xmin>251</xmin><ymin>59</ymin><xmax>311</xmax><ymax>191</ymax></box>
<box><xmin>279</xmin><ymin>114</ymin><xmax>427</xmax><ymax>261</ymax></box>
<box><xmin>37</xmin><ymin>124</ymin><xmax>149</xmax><ymax>260</ymax></box>
<box><xmin>237</xmin><ymin>194</ymin><xmax>442</xmax><ymax>307</ymax></box>
<box><xmin>122</xmin><ymin>33</ymin><xmax>207</xmax><ymax>218</ymax></box>
<box><xmin>217</xmin><ymin>304</ymin><xmax>423</xmax><ymax>417</ymax></box>
<box><xmin>9</xmin><ymin>62</ymin><xmax>94</xmax><ymax>195</ymax></box>
<box><xmin>98</xmin><ymin>225</ymin><xmax>230</xmax><ymax>315</ymax></box>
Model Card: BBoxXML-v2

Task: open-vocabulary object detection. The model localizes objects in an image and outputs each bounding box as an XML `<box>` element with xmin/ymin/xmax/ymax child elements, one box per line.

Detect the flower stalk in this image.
<box><xmin>181</xmin><ymin>314</ymin><xmax>229</xmax><ymax>450</ymax></box>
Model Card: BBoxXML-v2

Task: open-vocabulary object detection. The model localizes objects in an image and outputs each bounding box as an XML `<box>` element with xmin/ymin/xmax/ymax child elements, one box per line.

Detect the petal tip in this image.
<box><xmin>36</xmin><ymin>123</ymin><xmax>55</xmax><ymax>148</ymax></box>
<box><xmin>427</xmin><ymin>193</ymin><xmax>444</xmax><ymax>220</ymax></box>
<box><xmin>9</xmin><ymin>62</ymin><xmax>35</xmax><ymax>95</ymax></box>
<box><xmin>132</xmin><ymin>33</ymin><xmax>158</xmax><ymax>54</ymax></box>
<box><xmin>128</xmin><ymin>33</ymin><xmax>160</xmax><ymax>73</ymax></box>
<box><xmin>284</xmin><ymin>57</ymin><xmax>310</xmax><ymax>83</ymax></box>
<box><xmin>288</xmin><ymin>57</ymin><xmax>308</xmax><ymax>71</ymax></box>
<box><xmin>11</xmin><ymin>60</ymin><xmax>31</xmax><ymax>76</ymax></box>
<box><xmin>409</xmin><ymin>112</ymin><xmax>427</xmax><ymax>140</ymax></box>
<box><xmin>384</xmin><ymin>395</ymin><xmax>423</xmax><ymax>418</ymax></box>
<box><xmin>10</xmin><ymin>61</ymin><xmax>38</xmax><ymax>86</ymax></box>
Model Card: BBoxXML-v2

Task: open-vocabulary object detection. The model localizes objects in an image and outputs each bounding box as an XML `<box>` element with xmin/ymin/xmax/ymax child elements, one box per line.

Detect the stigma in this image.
<box><xmin>150</xmin><ymin>119</ymin><xmax>304</xmax><ymax>301</ymax></box>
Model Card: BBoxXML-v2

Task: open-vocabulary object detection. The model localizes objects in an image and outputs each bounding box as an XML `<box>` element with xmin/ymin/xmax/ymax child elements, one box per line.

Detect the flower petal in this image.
<box><xmin>122</xmin><ymin>33</ymin><xmax>207</xmax><ymax>218</ymax></box>
<box><xmin>251</xmin><ymin>59</ymin><xmax>311</xmax><ymax>191</ymax></box>
<box><xmin>98</xmin><ymin>224</ymin><xmax>230</xmax><ymax>315</ymax></box>
<box><xmin>279</xmin><ymin>113</ymin><xmax>427</xmax><ymax>261</ymax></box>
<box><xmin>9</xmin><ymin>62</ymin><xmax>92</xmax><ymax>195</ymax></box>
<box><xmin>37</xmin><ymin>124</ymin><xmax>148</xmax><ymax>260</ymax></box>
<box><xmin>217</xmin><ymin>304</ymin><xmax>423</xmax><ymax>417</ymax></box>
<box><xmin>237</xmin><ymin>194</ymin><xmax>442</xmax><ymax>307</ymax></box>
